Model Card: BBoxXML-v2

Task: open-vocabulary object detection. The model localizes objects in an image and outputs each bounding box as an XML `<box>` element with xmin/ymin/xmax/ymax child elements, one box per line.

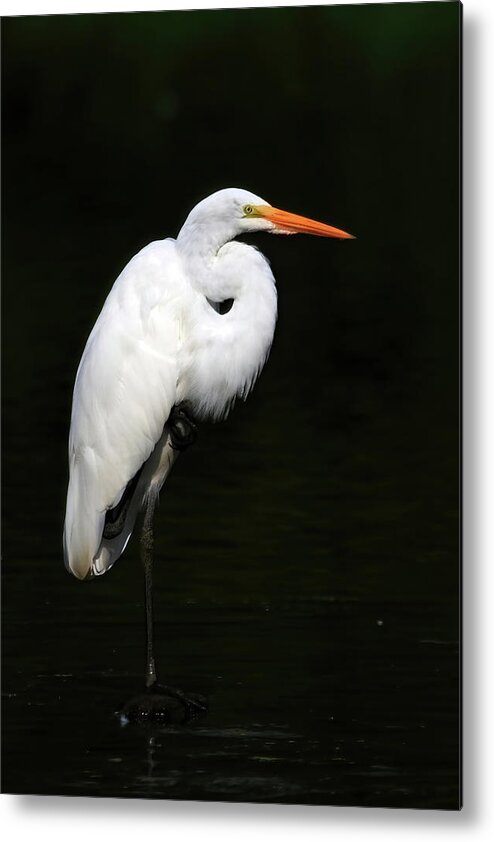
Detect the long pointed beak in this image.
<box><xmin>257</xmin><ymin>205</ymin><xmax>355</xmax><ymax>239</ymax></box>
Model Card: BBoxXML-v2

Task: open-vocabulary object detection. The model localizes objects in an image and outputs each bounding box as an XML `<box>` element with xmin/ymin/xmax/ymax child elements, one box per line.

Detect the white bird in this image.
<box><xmin>63</xmin><ymin>187</ymin><xmax>353</xmax><ymax>696</ymax></box>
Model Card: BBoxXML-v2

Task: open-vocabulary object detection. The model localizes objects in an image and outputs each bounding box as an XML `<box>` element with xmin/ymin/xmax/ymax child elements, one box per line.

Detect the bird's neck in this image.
<box><xmin>174</xmin><ymin>236</ymin><xmax>278</xmax><ymax>422</ymax></box>
<box><xmin>176</xmin><ymin>222</ymin><xmax>241</xmax><ymax>300</ymax></box>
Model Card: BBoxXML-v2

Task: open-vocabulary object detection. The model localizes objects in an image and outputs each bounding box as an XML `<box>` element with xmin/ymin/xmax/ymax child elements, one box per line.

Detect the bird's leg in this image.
<box><xmin>141</xmin><ymin>492</ymin><xmax>158</xmax><ymax>688</ymax></box>
<box><xmin>118</xmin><ymin>448</ymin><xmax>208</xmax><ymax>725</ymax></box>
<box><xmin>140</xmin><ymin>403</ymin><xmax>196</xmax><ymax>684</ymax></box>
<box><xmin>168</xmin><ymin>403</ymin><xmax>198</xmax><ymax>451</ymax></box>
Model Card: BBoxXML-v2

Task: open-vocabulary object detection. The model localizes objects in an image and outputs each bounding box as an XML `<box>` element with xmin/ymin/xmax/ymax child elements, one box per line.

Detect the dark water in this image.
<box><xmin>2</xmin><ymin>593</ymin><xmax>458</xmax><ymax>807</ymax></box>
<box><xmin>2</xmin><ymin>386</ymin><xmax>460</xmax><ymax>806</ymax></box>
<box><xmin>2</xmin><ymin>3</ymin><xmax>460</xmax><ymax>809</ymax></box>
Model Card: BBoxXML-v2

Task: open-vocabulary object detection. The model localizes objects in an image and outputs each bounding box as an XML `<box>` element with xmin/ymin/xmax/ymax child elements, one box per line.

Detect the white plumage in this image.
<box><xmin>63</xmin><ymin>187</ymin><xmax>352</xmax><ymax>583</ymax></box>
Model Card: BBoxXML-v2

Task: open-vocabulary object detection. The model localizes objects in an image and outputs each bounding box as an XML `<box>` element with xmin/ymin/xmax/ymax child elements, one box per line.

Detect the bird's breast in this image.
<box><xmin>176</xmin><ymin>276</ymin><xmax>277</xmax><ymax>422</ymax></box>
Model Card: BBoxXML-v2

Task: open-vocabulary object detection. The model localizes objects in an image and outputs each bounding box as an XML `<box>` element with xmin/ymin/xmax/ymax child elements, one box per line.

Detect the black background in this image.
<box><xmin>2</xmin><ymin>2</ymin><xmax>460</xmax><ymax>808</ymax></box>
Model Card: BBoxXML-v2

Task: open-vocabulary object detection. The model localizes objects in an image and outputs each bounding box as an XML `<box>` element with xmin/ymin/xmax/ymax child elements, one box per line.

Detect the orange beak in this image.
<box><xmin>257</xmin><ymin>205</ymin><xmax>355</xmax><ymax>239</ymax></box>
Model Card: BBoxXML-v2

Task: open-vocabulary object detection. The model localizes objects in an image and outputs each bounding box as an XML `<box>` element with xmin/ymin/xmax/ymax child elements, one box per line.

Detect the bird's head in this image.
<box><xmin>179</xmin><ymin>188</ymin><xmax>354</xmax><ymax>246</ymax></box>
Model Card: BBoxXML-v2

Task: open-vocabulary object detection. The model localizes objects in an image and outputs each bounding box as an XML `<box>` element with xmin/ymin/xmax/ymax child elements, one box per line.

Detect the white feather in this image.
<box><xmin>63</xmin><ymin>188</ymin><xmax>278</xmax><ymax>580</ymax></box>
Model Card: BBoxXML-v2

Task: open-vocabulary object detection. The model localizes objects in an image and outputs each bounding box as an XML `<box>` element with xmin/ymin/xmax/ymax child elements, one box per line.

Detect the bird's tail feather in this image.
<box><xmin>63</xmin><ymin>449</ymin><xmax>106</xmax><ymax>580</ymax></box>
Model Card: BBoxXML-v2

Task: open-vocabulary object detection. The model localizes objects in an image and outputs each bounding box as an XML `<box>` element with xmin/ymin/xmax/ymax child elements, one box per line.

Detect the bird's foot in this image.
<box><xmin>117</xmin><ymin>682</ymin><xmax>208</xmax><ymax>726</ymax></box>
<box><xmin>168</xmin><ymin>403</ymin><xmax>198</xmax><ymax>451</ymax></box>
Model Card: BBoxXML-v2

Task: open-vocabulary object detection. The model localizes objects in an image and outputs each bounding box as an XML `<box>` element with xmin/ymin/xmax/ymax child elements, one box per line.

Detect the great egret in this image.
<box><xmin>63</xmin><ymin>187</ymin><xmax>353</xmax><ymax>715</ymax></box>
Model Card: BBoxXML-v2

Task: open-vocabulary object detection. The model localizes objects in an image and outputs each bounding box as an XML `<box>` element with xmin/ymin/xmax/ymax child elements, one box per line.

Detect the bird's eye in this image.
<box><xmin>244</xmin><ymin>205</ymin><xmax>254</xmax><ymax>215</ymax></box>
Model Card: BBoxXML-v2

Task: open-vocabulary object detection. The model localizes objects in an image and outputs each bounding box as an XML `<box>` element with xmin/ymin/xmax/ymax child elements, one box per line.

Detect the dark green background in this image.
<box><xmin>2</xmin><ymin>2</ymin><xmax>460</xmax><ymax>808</ymax></box>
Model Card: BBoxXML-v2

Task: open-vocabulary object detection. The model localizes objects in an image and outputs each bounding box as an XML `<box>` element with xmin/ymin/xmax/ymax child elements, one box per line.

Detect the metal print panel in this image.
<box><xmin>1</xmin><ymin>1</ymin><xmax>461</xmax><ymax>808</ymax></box>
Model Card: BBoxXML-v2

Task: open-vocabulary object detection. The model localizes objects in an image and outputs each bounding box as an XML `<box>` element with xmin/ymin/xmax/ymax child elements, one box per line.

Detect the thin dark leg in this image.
<box><xmin>117</xmin><ymin>430</ymin><xmax>208</xmax><ymax>724</ymax></box>
<box><xmin>141</xmin><ymin>492</ymin><xmax>158</xmax><ymax>688</ymax></box>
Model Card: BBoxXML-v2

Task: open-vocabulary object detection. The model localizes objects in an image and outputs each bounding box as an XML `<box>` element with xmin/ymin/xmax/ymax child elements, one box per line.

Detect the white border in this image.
<box><xmin>2</xmin><ymin>0</ymin><xmax>493</xmax><ymax>839</ymax></box>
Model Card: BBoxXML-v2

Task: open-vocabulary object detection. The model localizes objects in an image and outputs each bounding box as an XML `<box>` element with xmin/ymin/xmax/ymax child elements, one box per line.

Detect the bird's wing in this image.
<box><xmin>63</xmin><ymin>239</ymin><xmax>185</xmax><ymax>579</ymax></box>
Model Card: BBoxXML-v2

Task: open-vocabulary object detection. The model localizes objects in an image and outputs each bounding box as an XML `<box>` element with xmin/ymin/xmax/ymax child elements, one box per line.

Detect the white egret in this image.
<box><xmin>63</xmin><ymin>187</ymin><xmax>353</xmax><ymax>714</ymax></box>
